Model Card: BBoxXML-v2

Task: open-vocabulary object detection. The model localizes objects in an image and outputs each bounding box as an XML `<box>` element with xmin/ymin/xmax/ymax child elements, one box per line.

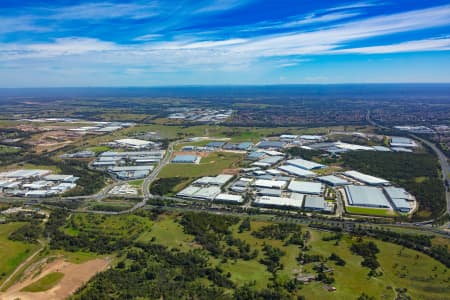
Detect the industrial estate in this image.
<box><xmin>0</xmin><ymin>90</ymin><xmax>449</xmax><ymax>300</ymax></box>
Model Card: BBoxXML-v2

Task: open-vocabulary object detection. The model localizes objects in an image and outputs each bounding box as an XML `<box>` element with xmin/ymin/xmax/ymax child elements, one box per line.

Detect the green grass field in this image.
<box><xmin>137</xmin><ymin>215</ymin><xmax>196</xmax><ymax>251</ymax></box>
<box><xmin>0</xmin><ymin>223</ymin><xmax>40</xmax><ymax>286</ymax></box>
<box><xmin>21</xmin><ymin>272</ymin><xmax>64</xmax><ymax>292</ymax></box>
<box><xmin>63</xmin><ymin>214</ymin><xmax>152</xmax><ymax>239</ymax></box>
<box><xmin>138</xmin><ymin>215</ymin><xmax>449</xmax><ymax>299</ymax></box>
<box><xmin>159</xmin><ymin>152</ymin><xmax>243</xmax><ymax>178</ymax></box>
<box><xmin>346</xmin><ymin>206</ymin><xmax>397</xmax><ymax>217</ymax></box>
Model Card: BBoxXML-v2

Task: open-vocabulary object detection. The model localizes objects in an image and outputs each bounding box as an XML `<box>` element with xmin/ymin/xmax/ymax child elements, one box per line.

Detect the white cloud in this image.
<box><xmin>1</xmin><ymin>3</ymin><xmax>450</xmax><ymax>73</ymax></box>
<box><xmin>195</xmin><ymin>0</ymin><xmax>252</xmax><ymax>13</ymax></box>
<box><xmin>333</xmin><ymin>37</ymin><xmax>450</xmax><ymax>54</ymax></box>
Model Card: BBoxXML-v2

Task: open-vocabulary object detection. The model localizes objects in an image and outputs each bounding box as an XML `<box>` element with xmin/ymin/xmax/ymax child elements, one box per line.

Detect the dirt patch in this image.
<box><xmin>221</xmin><ymin>168</ymin><xmax>240</xmax><ymax>175</ymax></box>
<box><xmin>0</xmin><ymin>258</ymin><xmax>110</xmax><ymax>300</ymax></box>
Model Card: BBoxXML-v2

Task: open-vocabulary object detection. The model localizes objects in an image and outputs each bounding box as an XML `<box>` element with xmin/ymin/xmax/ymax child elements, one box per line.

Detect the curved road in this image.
<box><xmin>366</xmin><ymin>110</ymin><xmax>450</xmax><ymax>218</ymax></box>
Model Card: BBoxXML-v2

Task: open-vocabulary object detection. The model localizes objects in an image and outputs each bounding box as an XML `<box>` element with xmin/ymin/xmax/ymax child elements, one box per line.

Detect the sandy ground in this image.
<box><xmin>0</xmin><ymin>258</ymin><xmax>110</xmax><ymax>300</ymax></box>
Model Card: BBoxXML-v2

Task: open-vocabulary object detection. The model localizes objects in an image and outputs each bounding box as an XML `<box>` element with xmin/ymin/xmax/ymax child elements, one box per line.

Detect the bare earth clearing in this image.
<box><xmin>0</xmin><ymin>258</ymin><xmax>110</xmax><ymax>300</ymax></box>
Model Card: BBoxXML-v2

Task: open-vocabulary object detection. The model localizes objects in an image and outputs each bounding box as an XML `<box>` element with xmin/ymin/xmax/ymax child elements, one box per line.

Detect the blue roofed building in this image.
<box><xmin>172</xmin><ymin>155</ymin><xmax>200</xmax><ymax>163</ymax></box>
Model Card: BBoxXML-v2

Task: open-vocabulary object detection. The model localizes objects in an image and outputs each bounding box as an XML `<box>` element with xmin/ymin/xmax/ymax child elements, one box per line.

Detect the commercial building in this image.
<box><xmin>344</xmin><ymin>185</ymin><xmax>392</xmax><ymax>208</ymax></box>
<box><xmin>214</xmin><ymin>193</ymin><xmax>244</xmax><ymax>204</ymax></box>
<box><xmin>343</xmin><ymin>170</ymin><xmax>389</xmax><ymax>186</ymax></box>
<box><xmin>206</xmin><ymin>141</ymin><xmax>226</xmax><ymax>148</ymax></box>
<box><xmin>253</xmin><ymin>179</ymin><xmax>288</xmax><ymax>189</ymax></box>
<box><xmin>252</xmin><ymin>156</ymin><xmax>284</xmax><ymax>168</ymax></box>
<box><xmin>317</xmin><ymin>175</ymin><xmax>350</xmax><ymax>186</ymax></box>
<box><xmin>383</xmin><ymin>186</ymin><xmax>413</xmax><ymax>212</ymax></box>
<box><xmin>277</xmin><ymin>165</ymin><xmax>316</xmax><ymax>177</ymax></box>
<box><xmin>177</xmin><ymin>185</ymin><xmax>221</xmax><ymax>201</ymax></box>
<box><xmin>193</xmin><ymin>174</ymin><xmax>234</xmax><ymax>186</ymax></box>
<box><xmin>223</xmin><ymin>142</ymin><xmax>253</xmax><ymax>151</ymax></box>
<box><xmin>256</xmin><ymin>141</ymin><xmax>285</xmax><ymax>149</ymax></box>
<box><xmin>286</xmin><ymin>158</ymin><xmax>325</xmax><ymax>170</ymax></box>
<box><xmin>256</xmin><ymin>188</ymin><xmax>282</xmax><ymax>197</ymax></box>
<box><xmin>247</xmin><ymin>151</ymin><xmax>267</xmax><ymax>160</ymax></box>
<box><xmin>43</xmin><ymin>174</ymin><xmax>78</xmax><ymax>183</ymax></box>
<box><xmin>172</xmin><ymin>155</ymin><xmax>200</xmax><ymax>164</ymax></box>
<box><xmin>390</xmin><ymin>136</ymin><xmax>417</xmax><ymax>148</ymax></box>
<box><xmin>253</xmin><ymin>195</ymin><xmax>304</xmax><ymax>209</ymax></box>
<box><xmin>288</xmin><ymin>181</ymin><xmax>322</xmax><ymax>195</ymax></box>
<box><xmin>304</xmin><ymin>195</ymin><xmax>332</xmax><ymax>212</ymax></box>
<box><xmin>114</xmin><ymin>138</ymin><xmax>154</xmax><ymax>149</ymax></box>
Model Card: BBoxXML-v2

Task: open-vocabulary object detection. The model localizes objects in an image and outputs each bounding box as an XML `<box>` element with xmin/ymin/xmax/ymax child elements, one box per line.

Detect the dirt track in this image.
<box><xmin>0</xmin><ymin>258</ymin><xmax>109</xmax><ymax>300</ymax></box>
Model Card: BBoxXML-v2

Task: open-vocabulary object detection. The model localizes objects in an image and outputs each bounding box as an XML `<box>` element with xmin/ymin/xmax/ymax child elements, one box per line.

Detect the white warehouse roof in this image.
<box><xmin>278</xmin><ymin>165</ymin><xmax>316</xmax><ymax>177</ymax></box>
<box><xmin>318</xmin><ymin>175</ymin><xmax>350</xmax><ymax>186</ymax></box>
<box><xmin>286</xmin><ymin>158</ymin><xmax>325</xmax><ymax>170</ymax></box>
<box><xmin>344</xmin><ymin>170</ymin><xmax>389</xmax><ymax>185</ymax></box>
<box><xmin>254</xmin><ymin>195</ymin><xmax>303</xmax><ymax>209</ymax></box>
<box><xmin>115</xmin><ymin>138</ymin><xmax>152</xmax><ymax>147</ymax></box>
<box><xmin>288</xmin><ymin>181</ymin><xmax>322</xmax><ymax>194</ymax></box>
<box><xmin>253</xmin><ymin>179</ymin><xmax>287</xmax><ymax>189</ymax></box>
<box><xmin>215</xmin><ymin>193</ymin><xmax>244</xmax><ymax>203</ymax></box>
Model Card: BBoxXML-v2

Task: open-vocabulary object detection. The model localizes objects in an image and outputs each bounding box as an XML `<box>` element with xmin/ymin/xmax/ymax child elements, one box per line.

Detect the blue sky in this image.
<box><xmin>1</xmin><ymin>0</ymin><xmax>450</xmax><ymax>87</ymax></box>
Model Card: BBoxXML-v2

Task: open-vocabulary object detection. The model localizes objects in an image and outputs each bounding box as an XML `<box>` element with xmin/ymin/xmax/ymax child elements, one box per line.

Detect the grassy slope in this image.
<box><xmin>0</xmin><ymin>223</ymin><xmax>40</xmax><ymax>285</ymax></box>
<box><xmin>142</xmin><ymin>216</ymin><xmax>449</xmax><ymax>299</ymax></box>
<box><xmin>21</xmin><ymin>272</ymin><xmax>64</xmax><ymax>292</ymax></box>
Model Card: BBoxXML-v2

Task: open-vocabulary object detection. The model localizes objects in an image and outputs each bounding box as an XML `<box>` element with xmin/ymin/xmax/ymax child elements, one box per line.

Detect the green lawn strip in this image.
<box><xmin>346</xmin><ymin>206</ymin><xmax>396</xmax><ymax>217</ymax></box>
<box><xmin>0</xmin><ymin>223</ymin><xmax>40</xmax><ymax>286</ymax></box>
<box><xmin>21</xmin><ymin>272</ymin><xmax>64</xmax><ymax>292</ymax></box>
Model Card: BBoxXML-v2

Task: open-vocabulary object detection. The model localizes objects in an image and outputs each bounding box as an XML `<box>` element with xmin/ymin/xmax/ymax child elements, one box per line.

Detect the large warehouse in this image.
<box><xmin>253</xmin><ymin>195</ymin><xmax>304</xmax><ymax>209</ymax></box>
<box><xmin>317</xmin><ymin>175</ymin><xmax>350</xmax><ymax>186</ymax></box>
<box><xmin>278</xmin><ymin>165</ymin><xmax>316</xmax><ymax>177</ymax></box>
<box><xmin>383</xmin><ymin>186</ymin><xmax>413</xmax><ymax>212</ymax></box>
<box><xmin>172</xmin><ymin>155</ymin><xmax>200</xmax><ymax>164</ymax></box>
<box><xmin>345</xmin><ymin>185</ymin><xmax>392</xmax><ymax>208</ymax></box>
<box><xmin>343</xmin><ymin>170</ymin><xmax>389</xmax><ymax>186</ymax></box>
<box><xmin>286</xmin><ymin>158</ymin><xmax>325</xmax><ymax>170</ymax></box>
<box><xmin>390</xmin><ymin>136</ymin><xmax>417</xmax><ymax>148</ymax></box>
<box><xmin>288</xmin><ymin>181</ymin><xmax>322</xmax><ymax>194</ymax></box>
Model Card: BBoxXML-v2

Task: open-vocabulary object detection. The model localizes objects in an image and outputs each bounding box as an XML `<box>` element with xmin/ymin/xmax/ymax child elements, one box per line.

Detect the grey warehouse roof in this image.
<box><xmin>345</xmin><ymin>185</ymin><xmax>391</xmax><ymax>208</ymax></box>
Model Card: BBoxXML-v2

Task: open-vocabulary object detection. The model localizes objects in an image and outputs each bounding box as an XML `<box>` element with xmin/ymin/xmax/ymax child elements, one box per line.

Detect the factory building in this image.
<box><xmin>277</xmin><ymin>165</ymin><xmax>316</xmax><ymax>177</ymax></box>
<box><xmin>253</xmin><ymin>194</ymin><xmax>304</xmax><ymax>210</ymax></box>
<box><xmin>317</xmin><ymin>175</ymin><xmax>351</xmax><ymax>186</ymax></box>
<box><xmin>288</xmin><ymin>181</ymin><xmax>323</xmax><ymax>195</ymax></box>
<box><xmin>303</xmin><ymin>195</ymin><xmax>332</xmax><ymax>212</ymax></box>
<box><xmin>252</xmin><ymin>179</ymin><xmax>288</xmax><ymax>189</ymax></box>
<box><xmin>251</xmin><ymin>156</ymin><xmax>284</xmax><ymax>168</ymax></box>
<box><xmin>214</xmin><ymin>193</ymin><xmax>244</xmax><ymax>204</ymax></box>
<box><xmin>383</xmin><ymin>186</ymin><xmax>413</xmax><ymax>212</ymax></box>
<box><xmin>286</xmin><ymin>158</ymin><xmax>325</xmax><ymax>170</ymax></box>
<box><xmin>256</xmin><ymin>140</ymin><xmax>285</xmax><ymax>150</ymax></box>
<box><xmin>343</xmin><ymin>170</ymin><xmax>389</xmax><ymax>186</ymax></box>
<box><xmin>172</xmin><ymin>155</ymin><xmax>201</xmax><ymax>164</ymax></box>
<box><xmin>390</xmin><ymin>136</ymin><xmax>417</xmax><ymax>148</ymax></box>
<box><xmin>192</xmin><ymin>174</ymin><xmax>234</xmax><ymax>186</ymax></box>
<box><xmin>344</xmin><ymin>185</ymin><xmax>392</xmax><ymax>209</ymax></box>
